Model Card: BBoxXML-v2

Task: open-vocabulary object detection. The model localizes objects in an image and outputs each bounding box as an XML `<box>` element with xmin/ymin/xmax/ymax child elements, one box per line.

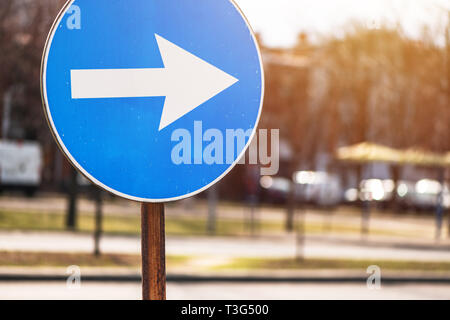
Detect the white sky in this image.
<box><xmin>235</xmin><ymin>0</ymin><xmax>450</xmax><ymax>47</ymax></box>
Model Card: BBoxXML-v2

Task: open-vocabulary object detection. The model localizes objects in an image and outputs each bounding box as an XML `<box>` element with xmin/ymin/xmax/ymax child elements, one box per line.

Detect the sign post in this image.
<box><xmin>141</xmin><ymin>203</ymin><xmax>166</xmax><ymax>300</ymax></box>
<box><xmin>42</xmin><ymin>0</ymin><xmax>263</xmax><ymax>300</ymax></box>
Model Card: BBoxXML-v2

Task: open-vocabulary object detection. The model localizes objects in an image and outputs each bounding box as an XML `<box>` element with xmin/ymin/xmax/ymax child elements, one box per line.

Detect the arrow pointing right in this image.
<box><xmin>71</xmin><ymin>34</ymin><xmax>239</xmax><ymax>130</ymax></box>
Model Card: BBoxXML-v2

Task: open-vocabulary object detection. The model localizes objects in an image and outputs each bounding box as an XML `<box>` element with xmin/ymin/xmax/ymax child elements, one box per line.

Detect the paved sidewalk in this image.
<box><xmin>1</xmin><ymin>230</ymin><xmax>450</xmax><ymax>262</ymax></box>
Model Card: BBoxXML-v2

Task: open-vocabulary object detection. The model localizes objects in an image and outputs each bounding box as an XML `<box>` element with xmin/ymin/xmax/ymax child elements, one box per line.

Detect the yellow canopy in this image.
<box><xmin>401</xmin><ymin>148</ymin><xmax>448</xmax><ymax>167</ymax></box>
<box><xmin>336</xmin><ymin>142</ymin><xmax>402</xmax><ymax>164</ymax></box>
<box><xmin>337</xmin><ymin>142</ymin><xmax>449</xmax><ymax>167</ymax></box>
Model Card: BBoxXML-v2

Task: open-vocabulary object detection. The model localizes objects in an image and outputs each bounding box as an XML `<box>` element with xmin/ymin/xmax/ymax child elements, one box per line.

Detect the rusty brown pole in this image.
<box><xmin>141</xmin><ymin>203</ymin><xmax>166</xmax><ymax>300</ymax></box>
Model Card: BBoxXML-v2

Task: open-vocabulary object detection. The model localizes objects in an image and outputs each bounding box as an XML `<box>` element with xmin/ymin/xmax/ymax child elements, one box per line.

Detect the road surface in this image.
<box><xmin>0</xmin><ymin>281</ymin><xmax>449</xmax><ymax>300</ymax></box>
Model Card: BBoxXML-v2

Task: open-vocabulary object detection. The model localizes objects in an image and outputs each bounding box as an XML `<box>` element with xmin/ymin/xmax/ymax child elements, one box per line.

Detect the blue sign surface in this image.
<box><xmin>42</xmin><ymin>0</ymin><xmax>264</xmax><ymax>202</ymax></box>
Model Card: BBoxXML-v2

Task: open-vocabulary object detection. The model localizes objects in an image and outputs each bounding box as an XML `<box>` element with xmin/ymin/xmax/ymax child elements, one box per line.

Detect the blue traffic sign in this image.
<box><xmin>42</xmin><ymin>0</ymin><xmax>264</xmax><ymax>202</ymax></box>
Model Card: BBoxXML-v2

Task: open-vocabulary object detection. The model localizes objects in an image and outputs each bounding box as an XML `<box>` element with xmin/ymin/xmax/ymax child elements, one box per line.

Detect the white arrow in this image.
<box><xmin>70</xmin><ymin>34</ymin><xmax>239</xmax><ymax>130</ymax></box>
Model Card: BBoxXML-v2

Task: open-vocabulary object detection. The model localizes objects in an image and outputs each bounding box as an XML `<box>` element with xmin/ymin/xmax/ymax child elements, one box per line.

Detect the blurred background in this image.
<box><xmin>0</xmin><ymin>0</ymin><xmax>449</xmax><ymax>300</ymax></box>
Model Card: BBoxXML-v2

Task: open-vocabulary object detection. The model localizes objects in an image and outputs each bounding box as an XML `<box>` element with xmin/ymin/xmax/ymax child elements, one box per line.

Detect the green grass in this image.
<box><xmin>0</xmin><ymin>209</ymin><xmax>249</xmax><ymax>236</ymax></box>
<box><xmin>215</xmin><ymin>257</ymin><xmax>450</xmax><ymax>272</ymax></box>
<box><xmin>1</xmin><ymin>250</ymin><xmax>449</xmax><ymax>273</ymax></box>
<box><xmin>0</xmin><ymin>251</ymin><xmax>189</xmax><ymax>268</ymax></box>
<box><xmin>0</xmin><ymin>208</ymin><xmax>421</xmax><ymax>238</ymax></box>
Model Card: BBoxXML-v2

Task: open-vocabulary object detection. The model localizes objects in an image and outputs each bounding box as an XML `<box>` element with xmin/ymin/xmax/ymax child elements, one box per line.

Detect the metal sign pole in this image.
<box><xmin>141</xmin><ymin>203</ymin><xmax>166</xmax><ymax>300</ymax></box>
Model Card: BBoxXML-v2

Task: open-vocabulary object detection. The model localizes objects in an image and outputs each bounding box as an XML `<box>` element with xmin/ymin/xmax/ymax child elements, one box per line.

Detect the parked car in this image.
<box><xmin>359</xmin><ymin>179</ymin><xmax>395</xmax><ymax>202</ymax></box>
<box><xmin>398</xmin><ymin>179</ymin><xmax>450</xmax><ymax>211</ymax></box>
<box><xmin>0</xmin><ymin>140</ymin><xmax>42</xmax><ymax>196</ymax></box>
<box><xmin>293</xmin><ymin>171</ymin><xmax>342</xmax><ymax>207</ymax></box>
<box><xmin>259</xmin><ymin>176</ymin><xmax>290</xmax><ymax>204</ymax></box>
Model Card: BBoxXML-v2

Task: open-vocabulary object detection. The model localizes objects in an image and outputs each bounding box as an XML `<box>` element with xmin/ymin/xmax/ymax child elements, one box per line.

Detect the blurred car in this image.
<box><xmin>293</xmin><ymin>171</ymin><xmax>342</xmax><ymax>207</ymax></box>
<box><xmin>260</xmin><ymin>172</ymin><xmax>343</xmax><ymax>207</ymax></box>
<box><xmin>0</xmin><ymin>140</ymin><xmax>42</xmax><ymax>196</ymax></box>
<box><xmin>397</xmin><ymin>179</ymin><xmax>450</xmax><ymax>211</ymax></box>
<box><xmin>359</xmin><ymin>179</ymin><xmax>395</xmax><ymax>204</ymax></box>
<box><xmin>259</xmin><ymin>176</ymin><xmax>290</xmax><ymax>204</ymax></box>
